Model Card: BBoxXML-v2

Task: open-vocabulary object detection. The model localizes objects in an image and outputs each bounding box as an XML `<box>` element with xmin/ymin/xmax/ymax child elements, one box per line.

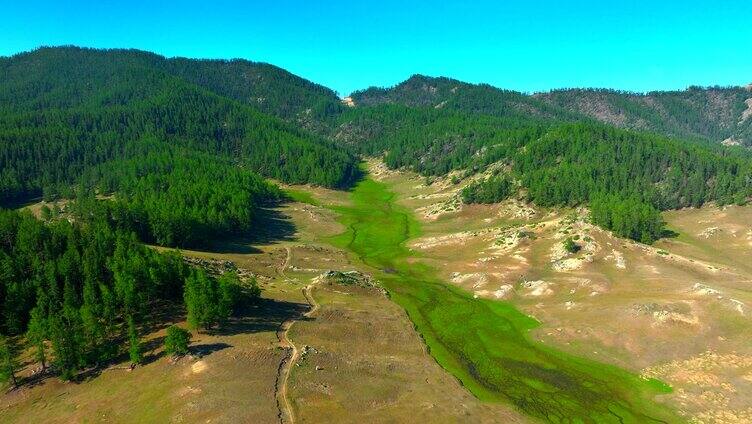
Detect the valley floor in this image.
<box><xmin>3</xmin><ymin>160</ymin><xmax>752</xmax><ymax>423</ymax></box>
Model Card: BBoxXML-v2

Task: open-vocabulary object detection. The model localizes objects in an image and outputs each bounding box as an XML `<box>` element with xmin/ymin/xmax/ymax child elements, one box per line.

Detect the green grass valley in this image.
<box><xmin>1</xmin><ymin>44</ymin><xmax>751</xmax><ymax>424</ymax></box>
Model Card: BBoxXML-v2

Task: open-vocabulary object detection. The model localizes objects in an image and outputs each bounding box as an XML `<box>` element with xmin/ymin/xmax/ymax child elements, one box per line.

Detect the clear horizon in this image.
<box><xmin>3</xmin><ymin>1</ymin><xmax>752</xmax><ymax>96</ymax></box>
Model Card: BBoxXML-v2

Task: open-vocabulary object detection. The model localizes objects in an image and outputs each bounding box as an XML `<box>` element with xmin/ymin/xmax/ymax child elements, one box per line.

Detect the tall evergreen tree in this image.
<box><xmin>0</xmin><ymin>334</ymin><xmax>19</xmax><ymax>388</ymax></box>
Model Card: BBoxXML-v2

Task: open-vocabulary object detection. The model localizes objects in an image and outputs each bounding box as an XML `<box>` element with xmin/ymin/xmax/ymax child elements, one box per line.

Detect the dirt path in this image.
<box><xmin>274</xmin><ymin>247</ymin><xmax>320</xmax><ymax>424</ymax></box>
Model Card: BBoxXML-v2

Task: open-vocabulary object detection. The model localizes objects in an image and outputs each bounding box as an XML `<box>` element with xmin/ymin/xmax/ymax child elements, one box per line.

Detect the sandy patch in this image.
<box><xmin>191</xmin><ymin>360</ymin><xmax>207</xmax><ymax>374</ymax></box>
<box><xmin>493</xmin><ymin>284</ymin><xmax>514</xmax><ymax>299</ymax></box>
<box><xmin>520</xmin><ymin>280</ymin><xmax>553</xmax><ymax>297</ymax></box>
<box><xmin>604</xmin><ymin>249</ymin><xmax>626</xmax><ymax>269</ymax></box>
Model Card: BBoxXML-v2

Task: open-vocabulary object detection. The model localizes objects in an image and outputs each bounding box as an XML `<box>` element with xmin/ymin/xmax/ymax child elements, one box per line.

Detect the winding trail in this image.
<box><xmin>274</xmin><ymin>246</ymin><xmax>320</xmax><ymax>424</ymax></box>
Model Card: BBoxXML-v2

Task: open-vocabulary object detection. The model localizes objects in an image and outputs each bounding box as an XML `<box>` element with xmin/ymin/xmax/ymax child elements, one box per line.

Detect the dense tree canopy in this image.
<box><xmin>0</xmin><ymin>207</ymin><xmax>253</xmax><ymax>381</ymax></box>
<box><xmin>0</xmin><ymin>47</ymin><xmax>358</xmax><ymax>206</ymax></box>
<box><xmin>77</xmin><ymin>143</ymin><xmax>282</xmax><ymax>248</ymax></box>
<box><xmin>461</xmin><ymin>175</ymin><xmax>514</xmax><ymax>204</ymax></box>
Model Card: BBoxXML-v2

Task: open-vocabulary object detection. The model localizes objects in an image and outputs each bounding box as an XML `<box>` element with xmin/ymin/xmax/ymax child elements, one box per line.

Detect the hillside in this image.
<box><xmin>0</xmin><ymin>47</ymin><xmax>358</xmax><ymax>205</ymax></box>
<box><xmin>538</xmin><ymin>86</ymin><xmax>752</xmax><ymax>146</ymax></box>
<box><xmin>350</xmin><ymin>74</ymin><xmax>752</xmax><ymax>146</ymax></box>
<box><xmin>349</xmin><ymin>74</ymin><xmax>579</xmax><ymax>121</ymax></box>
<box><xmin>333</xmin><ymin>104</ymin><xmax>752</xmax><ymax>228</ymax></box>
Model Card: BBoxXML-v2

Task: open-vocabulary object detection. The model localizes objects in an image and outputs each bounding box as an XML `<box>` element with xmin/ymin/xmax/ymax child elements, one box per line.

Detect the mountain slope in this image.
<box><xmin>0</xmin><ymin>46</ymin><xmax>341</xmax><ymax>121</ymax></box>
<box><xmin>0</xmin><ymin>47</ymin><xmax>358</xmax><ymax>204</ymax></box>
<box><xmin>349</xmin><ymin>74</ymin><xmax>579</xmax><ymax>121</ymax></box>
<box><xmin>537</xmin><ymin>86</ymin><xmax>752</xmax><ymax>146</ymax></box>
<box><xmin>351</xmin><ymin>74</ymin><xmax>752</xmax><ymax>146</ymax></box>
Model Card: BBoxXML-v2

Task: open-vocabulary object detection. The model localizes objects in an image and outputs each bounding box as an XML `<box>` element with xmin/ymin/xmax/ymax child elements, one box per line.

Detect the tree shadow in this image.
<box><xmin>190</xmin><ymin>342</ymin><xmax>231</xmax><ymax>357</ymax></box>
<box><xmin>16</xmin><ymin>297</ymin><xmax>309</xmax><ymax>388</ymax></box>
<box><xmin>0</xmin><ymin>193</ymin><xmax>42</xmax><ymax>209</ymax></box>
<box><xmin>661</xmin><ymin>228</ymin><xmax>680</xmax><ymax>239</ymax></box>
<box><xmin>212</xmin><ymin>297</ymin><xmax>310</xmax><ymax>336</ymax></box>
<box><xmin>342</xmin><ymin>163</ymin><xmax>367</xmax><ymax>192</ymax></box>
<box><xmin>202</xmin><ymin>205</ymin><xmax>297</xmax><ymax>254</ymax></box>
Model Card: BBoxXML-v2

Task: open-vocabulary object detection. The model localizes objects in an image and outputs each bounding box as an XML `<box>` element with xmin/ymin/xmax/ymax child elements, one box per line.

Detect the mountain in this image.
<box><xmin>159</xmin><ymin>54</ymin><xmax>344</xmax><ymax>123</ymax></box>
<box><xmin>537</xmin><ymin>86</ymin><xmax>752</xmax><ymax>146</ymax></box>
<box><xmin>350</xmin><ymin>75</ymin><xmax>752</xmax><ymax>147</ymax></box>
<box><xmin>349</xmin><ymin>74</ymin><xmax>579</xmax><ymax>121</ymax></box>
<box><xmin>0</xmin><ymin>46</ymin><xmax>358</xmax><ymax>205</ymax></box>
<box><xmin>0</xmin><ymin>46</ymin><xmax>750</xmax><ymax>245</ymax></box>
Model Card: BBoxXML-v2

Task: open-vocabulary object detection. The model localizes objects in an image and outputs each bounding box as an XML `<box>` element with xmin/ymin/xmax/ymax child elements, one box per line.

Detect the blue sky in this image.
<box><xmin>2</xmin><ymin>1</ymin><xmax>751</xmax><ymax>96</ymax></box>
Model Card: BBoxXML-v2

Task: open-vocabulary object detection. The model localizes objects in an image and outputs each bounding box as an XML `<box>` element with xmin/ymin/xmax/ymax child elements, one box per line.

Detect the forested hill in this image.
<box><xmin>349</xmin><ymin>74</ymin><xmax>752</xmax><ymax>146</ymax></box>
<box><xmin>159</xmin><ymin>54</ymin><xmax>343</xmax><ymax>121</ymax></box>
<box><xmin>0</xmin><ymin>46</ymin><xmax>341</xmax><ymax>120</ymax></box>
<box><xmin>0</xmin><ymin>46</ymin><xmax>358</xmax><ymax>205</ymax></box>
<box><xmin>349</xmin><ymin>74</ymin><xmax>580</xmax><ymax>121</ymax></box>
<box><xmin>537</xmin><ymin>86</ymin><xmax>752</xmax><ymax>146</ymax></box>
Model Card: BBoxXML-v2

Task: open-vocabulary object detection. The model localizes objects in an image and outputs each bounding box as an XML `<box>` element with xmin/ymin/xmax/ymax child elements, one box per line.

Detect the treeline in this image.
<box><xmin>516</xmin><ymin>123</ymin><xmax>752</xmax><ymax>209</ymax></box>
<box><xmin>512</xmin><ymin>123</ymin><xmax>750</xmax><ymax>241</ymax></box>
<box><xmin>0</xmin><ymin>207</ymin><xmax>250</xmax><ymax>384</ymax></box>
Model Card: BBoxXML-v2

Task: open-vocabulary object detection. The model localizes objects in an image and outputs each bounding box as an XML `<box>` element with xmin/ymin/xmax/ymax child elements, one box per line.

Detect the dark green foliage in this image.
<box><xmin>563</xmin><ymin>237</ymin><xmax>581</xmax><ymax>254</ymax></box>
<box><xmin>516</xmin><ymin>123</ymin><xmax>752</xmax><ymax>210</ymax></box>
<box><xmin>245</xmin><ymin>276</ymin><xmax>262</xmax><ymax>299</ymax></box>
<box><xmin>127</xmin><ymin>316</ymin><xmax>142</xmax><ymax>366</ymax></box>
<box><xmin>25</xmin><ymin>304</ymin><xmax>47</xmax><ymax>370</ymax></box>
<box><xmin>80</xmin><ymin>143</ymin><xmax>282</xmax><ymax>248</ymax></box>
<box><xmin>164</xmin><ymin>325</ymin><xmax>191</xmax><ymax>357</ymax></box>
<box><xmin>0</xmin><ymin>47</ymin><xmax>358</xmax><ymax>205</ymax></box>
<box><xmin>184</xmin><ymin>269</ymin><xmax>240</xmax><ymax>330</ymax></box>
<box><xmin>461</xmin><ymin>175</ymin><xmax>513</xmax><ymax>204</ymax></box>
<box><xmin>336</xmin><ymin>104</ymin><xmax>549</xmax><ymax>176</ymax></box>
<box><xmin>590</xmin><ymin>194</ymin><xmax>665</xmax><ymax>244</ymax></box>
<box><xmin>0</xmin><ymin>334</ymin><xmax>20</xmax><ymax>388</ymax></box>
<box><xmin>0</xmin><ymin>208</ymin><xmax>189</xmax><ymax>379</ymax></box>
<box><xmin>160</xmin><ymin>56</ymin><xmax>344</xmax><ymax>121</ymax></box>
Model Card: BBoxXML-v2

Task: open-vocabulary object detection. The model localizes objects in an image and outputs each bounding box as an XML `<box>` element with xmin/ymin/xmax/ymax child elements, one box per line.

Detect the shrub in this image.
<box><xmin>164</xmin><ymin>325</ymin><xmax>191</xmax><ymax>357</ymax></box>
<box><xmin>563</xmin><ymin>237</ymin><xmax>581</xmax><ymax>254</ymax></box>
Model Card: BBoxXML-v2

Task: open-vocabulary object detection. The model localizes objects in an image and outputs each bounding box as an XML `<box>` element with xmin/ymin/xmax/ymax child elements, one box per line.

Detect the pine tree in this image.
<box><xmin>127</xmin><ymin>316</ymin><xmax>142</xmax><ymax>366</ymax></box>
<box><xmin>26</xmin><ymin>303</ymin><xmax>48</xmax><ymax>371</ymax></box>
<box><xmin>164</xmin><ymin>325</ymin><xmax>191</xmax><ymax>357</ymax></box>
<box><xmin>184</xmin><ymin>269</ymin><xmax>238</xmax><ymax>330</ymax></box>
<box><xmin>0</xmin><ymin>334</ymin><xmax>20</xmax><ymax>388</ymax></box>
